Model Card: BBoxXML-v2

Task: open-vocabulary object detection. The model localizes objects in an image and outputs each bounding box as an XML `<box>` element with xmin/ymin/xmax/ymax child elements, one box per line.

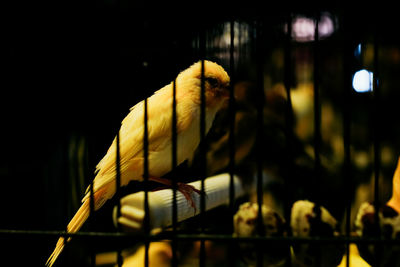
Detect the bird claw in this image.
<box><xmin>176</xmin><ymin>182</ymin><xmax>202</xmax><ymax>213</ymax></box>
<box><xmin>149</xmin><ymin>177</ymin><xmax>202</xmax><ymax>213</ymax></box>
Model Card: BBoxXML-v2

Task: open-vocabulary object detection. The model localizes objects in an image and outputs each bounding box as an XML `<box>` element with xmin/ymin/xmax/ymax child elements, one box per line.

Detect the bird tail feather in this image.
<box><xmin>46</xmin><ymin>184</ymin><xmax>111</xmax><ymax>267</ymax></box>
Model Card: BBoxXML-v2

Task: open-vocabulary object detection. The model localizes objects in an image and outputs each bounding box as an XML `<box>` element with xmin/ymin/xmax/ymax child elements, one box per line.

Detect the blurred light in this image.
<box><xmin>318</xmin><ymin>14</ymin><xmax>335</xmax><ymax>37</ymax></box>
<box><xmin>291</xmin><ymin>17</ymin><xmax>315</xmax><ymax>42</ymax></box>
<box><xmin>285</xmin><ymin>12</ymin><xmax>336</xmax><ymax>42</ymax></box>
<box><xmin>209</xmin><ymin>22</ymin><xmax>250</xmax><ymax>63</ymax></box>
<box><xmin>221</xmin><ymin>22</ymin><xmax>249</xmax><ymax>47</ymax></box>
<box><xmin>354</xmin><ymin>43</ymin><xmax>362</xmax><ymax>58</ymax></box>
<box><xmin>352</xmin><ymin>69</ymin><xmax>373</xmax><ymax>93</ymax></box>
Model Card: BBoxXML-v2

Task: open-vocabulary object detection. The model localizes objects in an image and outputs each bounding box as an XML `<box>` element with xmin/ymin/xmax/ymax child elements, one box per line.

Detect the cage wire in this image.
<box><xmin>1</xmin><ymin>4</ymin><xmax>400</xmax><ymax>267</ymax></box>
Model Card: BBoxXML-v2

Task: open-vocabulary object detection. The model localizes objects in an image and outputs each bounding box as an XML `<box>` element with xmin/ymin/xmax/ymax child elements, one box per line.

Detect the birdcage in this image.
<box><xmin>1</xmin><ymin>3</ymin><xmax>400</xmax><ymax>267</ymax></box>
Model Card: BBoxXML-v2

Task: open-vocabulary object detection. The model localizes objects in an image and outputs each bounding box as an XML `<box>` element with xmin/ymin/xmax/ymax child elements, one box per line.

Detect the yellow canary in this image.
<box><xmin>46</xmin><ymin>60</ymin><xmax>230</xmax><ymax>266</ymax></box>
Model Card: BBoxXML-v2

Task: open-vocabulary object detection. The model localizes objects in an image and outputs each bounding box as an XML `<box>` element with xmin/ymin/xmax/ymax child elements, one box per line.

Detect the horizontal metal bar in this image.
<box><xmin>1</xmin><ymin>229</ymin><xmax>400</xmax><ymax>245</ymax></box>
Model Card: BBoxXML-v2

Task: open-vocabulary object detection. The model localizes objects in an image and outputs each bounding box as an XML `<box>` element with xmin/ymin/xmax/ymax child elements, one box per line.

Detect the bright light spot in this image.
<box><xmin>352</xmin><ymin>69</ymin><xmax>373</xmax><ymax>93</ymax></box>
<box><xmin>285</xmin><ymin>12</ymin><xmax>336</xmax><ymax>42</ymax></box>
<box><xmin>318</xmin><ymin>14</ymin><xmax>334</xmax><ymax>37</ymax></box>
<box><xmin>291</xmin><ymin>17</ymin><xmax>315</xmax><ymax>42</ymax></box>
<box><xmin>354</xmin><ymin>43</ymin><xmax>362</xmax><ymax>58</ymax></box>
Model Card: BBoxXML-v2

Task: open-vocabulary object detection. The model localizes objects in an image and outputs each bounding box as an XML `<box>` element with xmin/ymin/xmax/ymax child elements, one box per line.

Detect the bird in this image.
<box><xmin>290</xmin><ymin>200</ymin><xmax>344</xmax><ymax>267</ymax></box>
<box><xmin>46</xmin><ymin>60</ymin><xmax>230</xmax><ymax>266</ymax></box>
<box><xmin>233</xmin><ymin>202</ymin><xmax>288</xmax><ymax>267</ymax></box>
<box><xmin>355</xmin><ymin>157</ymin><xmax>400</xmax><ymax>267</ymax></box>
<box><xmin>355</xmin><ymin>202</ymin><xmax>400</xmax><ymax>267</ymax></box>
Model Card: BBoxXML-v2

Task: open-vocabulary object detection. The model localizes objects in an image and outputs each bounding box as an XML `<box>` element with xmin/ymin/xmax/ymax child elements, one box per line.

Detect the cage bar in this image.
<box><xmin>283</xmin><ymin>11</ymin><xmax>294</xmax><ymax>226</ymax></box>
<box><xmin>228</xmin><ymin>18</ymin><xmax>236</xmax><ymax>267</ymax></box>
<box><xmin>115</xmin><ymin>131</ymin><xmax>123</xmax><ymax>267</ymax></box>
<box><xmin>313</xmin><ymin>13</ymin><xmax>322</xmax><ymax>206</ymax></box>
<box><xmin>199</xmin><ymin>35</ymin><xmax>207</xmax><ymax>267</ymax></box>
<box><xmin>171</xmin><ymin>79</ymin><xmax>178</xmax><ymax>267</ymax></box>
<box><xmin>228</xmin><ymin>19</ymin><xmax>236</xmax><ymax>218</ymax></box>
<box><xmin>341</xmin><ymin>11</ymin><xmax>354</xmax><ymax>267</ymax></box>
<box><xmin>88</xmin><ymin>144</ymin><xmax>96</xmax><ymax>267</ymax></box>
<box><xmin>313</xmin><ymin>12</ymin><xmax>323</xmax><ymax>267</ymax></box>
<box><xmin>283</xmin><ymin>12</ymin><xmax>295</xmax><ymax>266</ymax></box>
<box><xmin>143</xmin><ymin>98</ymin><xmax>150</xmax><ymax>267</ymax></box>
<box><xmin>255</xmin><ymin>19</ymin><xmax>265</xmax><ymax>267</ymax></box>
<box><xmin>342</xmin><ymin>27</ymin><xmax>352</xmax><ymax>267</ymax></box>
<box><xmin>372</xmin><ymin>21</ymin><xmax>382</xmax><ymax>267</ymax></box>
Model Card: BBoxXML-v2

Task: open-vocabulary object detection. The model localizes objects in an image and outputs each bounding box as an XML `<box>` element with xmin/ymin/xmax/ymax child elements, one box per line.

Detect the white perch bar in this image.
<box><xmin>114</xmin><ymin>173</ymin><xmax>245</xmax><ymax>231</ymax></box>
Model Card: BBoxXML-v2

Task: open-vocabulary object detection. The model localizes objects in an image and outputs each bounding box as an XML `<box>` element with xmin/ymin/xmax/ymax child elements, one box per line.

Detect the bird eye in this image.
<box><xmin>204</xmin><ymin>77</ymin><xmax>219</xmax><ymax>88</ymax></box>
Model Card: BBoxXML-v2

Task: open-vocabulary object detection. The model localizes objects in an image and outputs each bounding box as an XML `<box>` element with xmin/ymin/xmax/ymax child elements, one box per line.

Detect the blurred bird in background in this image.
<box><xmin>233</xmin><ymin>202</ymin><xmax>288</xmax><ymax>267</ymax></box>
<box><xmin>46</xmin><ymin>60</ymin><xmax>230</xmax><ymax>266</ymax></box>
<box><xmin>355</xmin><ymin>157</ymin><xmax>400</xmax><ymax>267</ymax></box>
<box><xmin>290</xmin><ymin>200</ymin><xmax>344</xmax><ymax>267</ymax></box>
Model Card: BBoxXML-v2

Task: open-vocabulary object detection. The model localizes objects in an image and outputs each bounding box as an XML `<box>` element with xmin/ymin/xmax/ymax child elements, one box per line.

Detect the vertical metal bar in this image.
<box><xmin>372</xmin><ymin>22</ymin><xmax>381</xmax><ymax>267</ymax></box>
<box><xmin>372</xmin><ymin>26</ymin><xmax>381</xmax><ymax>221</ymax></box>
<box><xmin>228</xmin><ymin>19</ymin><xmax>236</xmax><ymax>217</ymax></box>
<box><xmin>341</xmin><ymin>12</ymin><xmax>353</xmax><ymax>267</ymax></box>
<box><xmin>115</xmin><ymin>0</ymin><xmax>122</xmax><ymax>264</ymax></box>
<box><xmin>84</xmin><ymin>138</ymin><xmax>96</xmax><ymax>267</ymax></box>
<box><xmin>143</xmin><ymin>98</ymin><xmax>150</xmax><ymax>267</ymax></box>
<box><xmin>171</xmin><ymin>79</ymin><xmax>178</xmax><ymax>267</ymax></box>
<box><xmin>228</xmin><ymin>19</ymin><xmax>236</xmax><ymax>267</ymax></box>
<box><xmin>199</xmin><ymin>30</ymin><xmax>206</xmax><ymax>267</ymax></box>
<box><xmin>64</xmin><ymin>145</ymin><xmax>70</xmax><ymax>266</ymax></box>
<box><xmin>283</xmin><ymin>12</ymin><xmax>294</xmax><ymax>223</ymax></box>
<box><xmin>313</xmin><ymin>14</ymin><xmax>321</xmax><ymax>205</ymax></box>
<box><xmin>313</xmin><ymin>13</ymin><xmax>322</xmax><ymax>267</ymax></box>
<box><xmin>89</xmin><ymin>160</ymin><xmax>96</xmax><ymax>267</ymax></box>
<box><xmin>255</xmin><ymin>19</ymin><xmax>265</xmax><ymax>267</ymax></box>
<box><xmin>116</xmin><ymin>131</ymin><xmax>122</xmax><ymax>267</ymax></box>
<box><xmin>283</xmin><ymin>13</ymin><xmax>294</xmax><ymax>267</ymax></box>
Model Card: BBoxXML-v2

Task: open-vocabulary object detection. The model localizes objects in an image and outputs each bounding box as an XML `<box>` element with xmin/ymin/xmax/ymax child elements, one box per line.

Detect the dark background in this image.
<box><xmin>1</xmin><ymin>1</ymin><xmax>400</xmax><ymax>266</ymax></box>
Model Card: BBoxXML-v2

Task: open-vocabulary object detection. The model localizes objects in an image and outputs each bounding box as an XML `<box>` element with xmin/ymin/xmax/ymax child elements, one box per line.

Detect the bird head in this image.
<box><xmin>177</xmin><ymin>60</ymin><xmax>231</xmax><ymax>108</ymax></box>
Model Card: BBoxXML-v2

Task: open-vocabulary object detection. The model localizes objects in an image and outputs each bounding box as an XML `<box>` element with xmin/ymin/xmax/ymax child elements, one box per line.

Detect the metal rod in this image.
<box><xmin>341</xmin><ymin>12</ymin><xmax>353</xmax><ymax>267</ymax></box>
<box><xmin>64</xmin><ymin>161</ymin><xmax>70</xmax><ymax>266</ymax></box>
<box><xmin>143</xmin><ymin>98</ymin><xmax>150</xmax><ymax>267</ymax></box>
<box><xmin>283</xmin><ymin>12</ymin><xmax>294</xmax><ymax>224</ymax></box>
<box><xmin>255</xmin><ymin>19</ymin><xmax>265</xmax><ymax>267</ymax></box>
<box><xmin>116</xmin><ymin>131</ymin><xmax>123</xmax><ymax>267</ymax></box>
<box><xmin>171</xmin><ymin>79</ymin><xmax>178</xmax><ymax>267</ymax></box>
<box><xmin>313</xmin><ymin>14</ymin><xmax>321</xmax><ymax>206</ymax></box>
<box><xmin>372</xmin><ymin>21</ymin><xmax>382</xmax><ymax>267</ymax></box>
<box><xmin>87</xmin><ymin>140</ymin><xmax>96</xmax><ymax>267</ymax></box>
<box><xmin>372</xmin><ymin>26</ymin><xmax>381</xmax><ymax>225</ymax></box>
<box><xmin>313</xmin><ymin>13</ymin><xmax>322</xmax><ymax>267</ymax></box>
<box><xmin>116</xmin><ymin>0</ymin><xmax>122</xmax><ymax>263</ymax></box>
<box><xmin>228</xmin><ymin>19</ymin><xmax>236</xmax><ymax>217</ymax></box>
<box><xmin>284</xmin><ymin>13</ymin><xmax>294</xmax><ymax>267</ymax></box>
<box><xmin>228</xmin><ymin>19</ymin><xmax>237</xmax><ymax>267</ymax></box>
<box><xmin>199</xmin><ymin>30</ymin><xmax>207</xmax><ymax>267</ymax></box>
<box><xmin>200</xmin><ymin>60</ymin><xmax>206</xmax><ymax>218</ymax></box>
<box><xmin>116</xmin><ymin>132</ymin><xmax>121</xmax><ymax>222</ymax></box>
<box><xmin>4</xmin><ymin>229</ymin><xmax>399</xmax><ymax>244</ymax></box>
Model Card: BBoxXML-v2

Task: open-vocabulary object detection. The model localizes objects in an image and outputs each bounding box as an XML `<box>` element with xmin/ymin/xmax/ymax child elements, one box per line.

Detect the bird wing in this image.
<box><xmin>87</xmin><ymin>83</ymin><xmax>193</xmax><ymax>195</ymax></box>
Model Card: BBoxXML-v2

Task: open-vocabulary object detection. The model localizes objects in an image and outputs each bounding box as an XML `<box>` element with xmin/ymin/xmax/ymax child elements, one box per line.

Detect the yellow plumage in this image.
<box><xmin>46</xmin><ymin>60</ymin><xmax>230</xmax><ymax>266</ymax></box>
<box><xmin>387</xmin><ymin>157</ymin><xmax>400</xmax><ymax>213</ymax></box>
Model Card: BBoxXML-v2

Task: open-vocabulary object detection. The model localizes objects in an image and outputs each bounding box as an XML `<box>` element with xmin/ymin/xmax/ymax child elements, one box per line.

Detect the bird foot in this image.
<box><xmin>149</xmin><ymin>177</ymin><xmax>202</xmax><ymax>212</ymax></box>
<box><xmin>176</xmin><ymin>182</ymin><xmax>202</xmax><ymax>212</ymax></box>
